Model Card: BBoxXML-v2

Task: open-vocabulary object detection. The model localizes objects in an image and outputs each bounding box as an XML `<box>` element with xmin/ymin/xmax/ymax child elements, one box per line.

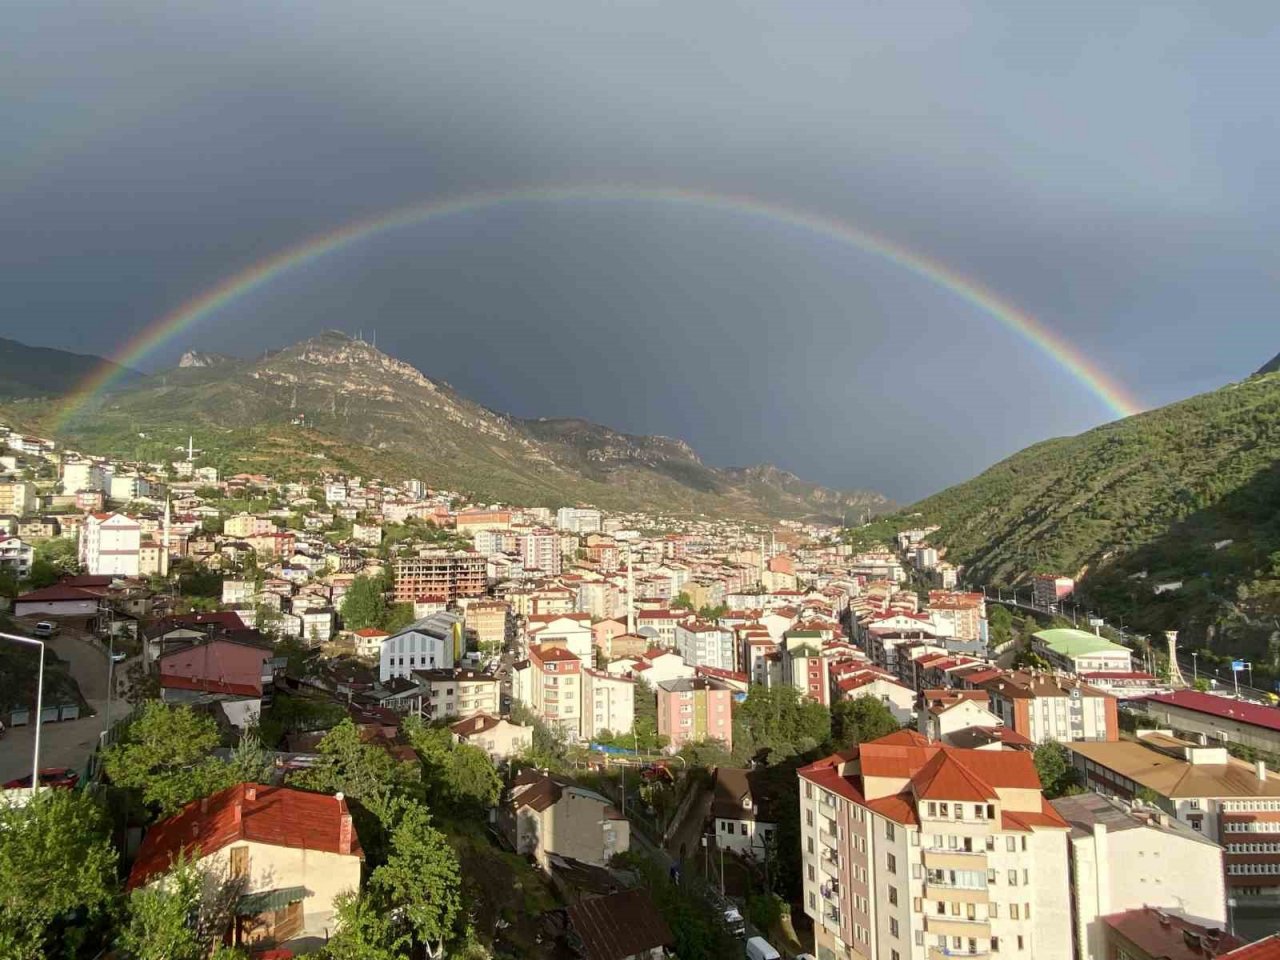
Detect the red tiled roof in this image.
<box><xmin>1223</xmin><ymin>936</ymin><xmax>1280</xmax><ymax>960</ymax></box>
<box><xmin>159</xmin><ymin>674</ymin><xmax>262</xmax><ymax>697</ymax></box>
<box><xmin>1103</xmin><ymin>908</ymin><xmax>1240</xmax><ymax>960</ymax></box>
<box><xmin>127</xmin><ymin>784</ymin><xmax>361</xmax><ymax>889</ymax></box>
<box><xmin>15</xmin><ymin>584</ymin><xmax>100</xmax><ymax>602</ymax></box>
<box><xmin>912</xmin><ymin>750</ymin><xmax>998</xmax><ymax>802</ymax></box>
<box><xmin>1145</xmin><ymin>691</ymin><xmax>1280</xmax><ymax>731</ymax></box>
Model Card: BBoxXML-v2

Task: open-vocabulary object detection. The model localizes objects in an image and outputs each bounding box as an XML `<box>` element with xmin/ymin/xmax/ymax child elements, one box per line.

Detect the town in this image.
<box><xmin>2</xmin><ymin>422</ymin><xmax>1279</xmax><ymax>960</ymax></box>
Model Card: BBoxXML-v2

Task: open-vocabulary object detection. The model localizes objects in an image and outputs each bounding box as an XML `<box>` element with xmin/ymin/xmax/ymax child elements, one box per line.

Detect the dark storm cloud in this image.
<box><xmin>3</xmin><ymin>1</ymin><xmax>1278</xmax><ymax>500</ymax></box>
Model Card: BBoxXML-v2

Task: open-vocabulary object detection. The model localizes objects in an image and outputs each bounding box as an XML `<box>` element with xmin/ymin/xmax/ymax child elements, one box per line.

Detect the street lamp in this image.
<box><xmin>1</xmin><ymin>631</ymin><xmax>45</xmax><ymax>794</ymax></box>
<box><xmin>1191</xmin><ymin>652</ymin><xmax>1199</xmax><ymax>684</ymax></box>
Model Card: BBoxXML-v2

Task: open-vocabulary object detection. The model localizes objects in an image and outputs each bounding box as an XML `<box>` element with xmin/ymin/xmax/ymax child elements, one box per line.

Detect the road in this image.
<box><xmin>0</xmin><ymin>621</ymin><xmax>132</xmax><ymax>786</ymax></box>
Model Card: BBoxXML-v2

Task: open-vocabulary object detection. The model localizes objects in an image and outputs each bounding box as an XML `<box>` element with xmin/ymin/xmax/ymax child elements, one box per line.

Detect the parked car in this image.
<box><xmin>745</xmin><ymin>937</ymin><xmax>781</xmax><ymax>960</ymax></box>
<box><xmin>3</xmin><ymin>767</ymin><xmax>80</xmax><ymax>790</ymax></box>
<box><xmin>111</xmin><ymin>650</ymin><xmax>128</xmax><ymax>663</ymax></box>
<box><xmin>33</xmin><ymin>621</ymin><xmax>58</xmax><ymax>638</ymax></box>
<box><xmin>721</xmin><ymin>907</ymin><xmax>746</xmax><ymax>938</ymax></box>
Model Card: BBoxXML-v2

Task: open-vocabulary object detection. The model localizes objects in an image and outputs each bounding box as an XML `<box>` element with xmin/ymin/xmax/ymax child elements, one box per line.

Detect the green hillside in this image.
<box><xmin>900</xmin><ymin>367</ymin><xmax>1280</xmax><ymax>662</ymax></box>
<box><xmin>0</xmin><ymin>337</ymin><xmax>140</xmax><ymax>399</ymax></box>
<box><xmin>3</xmin><ymin>332</ymin><xmax>890</xmax><ymax>524</ymax></box>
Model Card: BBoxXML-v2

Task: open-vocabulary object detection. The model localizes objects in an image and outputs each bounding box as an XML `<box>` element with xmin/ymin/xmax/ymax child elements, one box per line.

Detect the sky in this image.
<box><xmin>2</xmin><ymin>2</ymin><xmax>1278</xmax><ymax>502</ymax></box>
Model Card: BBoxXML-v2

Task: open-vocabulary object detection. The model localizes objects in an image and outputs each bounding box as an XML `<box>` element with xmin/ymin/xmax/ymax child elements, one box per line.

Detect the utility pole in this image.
<box><xmin>2</xmin><ymin>632</ymin><xmax>45</xmax><ymax>793</ymax></box>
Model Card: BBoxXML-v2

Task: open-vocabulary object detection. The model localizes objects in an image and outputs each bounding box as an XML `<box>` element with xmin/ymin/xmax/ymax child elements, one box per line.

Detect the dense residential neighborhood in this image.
<box><xmin>3</xmin><ymin>421</ymin><xmax>1280</xmax><ymax>960</ymax></box>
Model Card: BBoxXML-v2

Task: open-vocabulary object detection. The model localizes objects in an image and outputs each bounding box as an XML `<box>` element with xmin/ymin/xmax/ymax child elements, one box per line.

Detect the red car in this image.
<box><xmin>3</xmin><ymin>768</ymin><xmax>80</xmax><ymax>790</ymax></box>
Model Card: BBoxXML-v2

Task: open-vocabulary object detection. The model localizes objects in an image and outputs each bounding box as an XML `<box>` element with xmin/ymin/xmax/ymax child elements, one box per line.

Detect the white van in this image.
<box><xmin>745</xmin><ymin>937</ymin><xmax>781</xmax><ymax>960</ymax></box>
<box><xmin>33</xmin><ymin>621</ymin><xmax>58</xmax><ymax>639</ymax></box>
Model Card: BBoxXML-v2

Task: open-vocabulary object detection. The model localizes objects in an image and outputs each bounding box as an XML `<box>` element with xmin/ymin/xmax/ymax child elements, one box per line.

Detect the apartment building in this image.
<box><xmin>797</xmin><ymin>730</ymin><xmax>1072</xmax><ymax>960</ymax></box>
<box><xmin>581</xmin><ymin>668</ymin><xmax>635</xmax><ymax>741</ymax></box>
<box><xmin>413</xmin><ymin>668</ymin><xmax>501</xmax><ymax>719</ymax></box>
<box><xmin>378</xmin><ymin>611</ymin><xmax>463</xmax><ymax>682</ymax></box>
<box><xmin>1031</xmin><ymin>630</ymin><xmax>1132</xmax><ymax>676</ymax></box>
<box><xmin>392</xmin><ymin>551</ymin><xmax>487</xmax><ymax>603</ymax></box>
<box><xmin>526</xmin><ymin>613</ymin><xmax>594</xmax><ymax>662</ymax></box>
<box><xmin>464</xmin><ymin>599</ymin><xmax>512</xmax><ymax>653</ymax></box>
<box><xmin>0</xmin><ymin>535</ymin><xmax>34</xmax><ymax>578</ymax></box>
<box><xmin>1033</xmin><ymin>575</ymin><xmax>1075</xmax><ymax>608</ymax></box>
<box><xmin>224</xmin><ymin>513</ymin><xmax>278</xmax><ymax>538</ymax></box>
<box><xmin>980</xmin><ymin>672</ymin><xmax>1119</xmax><ymax>744</ymax></box>
<box><xmin>1052</xmin><ymin>791</ymin><xmax>1227</xmax><ymax>960</ymax></box>
<box><xmin>1066</xmin><ymin>732</ymin><xmax>1280</xmax><ymax>908</ymax></box>
<box><xmin>656</xmin><ymin>676</ymin><xmax>734</xmax><ymax>752</ymax></box>
<box><xmin>675</xmin><ymin>620</ymin><xmax>736</xmax><ymax>672</ymax></box>
<box><xmin>556</xmin><ymin>507</ymin><xmax>602</xmax><ymax>534</ymax></box>
<box><xmin>927</xmin><ymin>592</ymin><xmax>986</xmax><ymax>643</ymax></box>
<box><xmin>514</xmin><ymin>644</ymin><xmax>584</xmax><ymax>739</ymax></box>
<box><xmin>0</xmin><ymin>479</ymin><xmax>37</xmax><ymax>517</ymax></box>
<box><xmin>518</xmin><ymin>528</ymin><xmax>562</xmax><ymax>576</ymax></box>
<box><xmin>79</xmin><ymin>511</ymin><xmax>141</xmax><ymax>576</ymax></box>
<box><xmin>454</xmin><ymin>509</ymin><xmax>511</xmax><ymax>534</ymax></box>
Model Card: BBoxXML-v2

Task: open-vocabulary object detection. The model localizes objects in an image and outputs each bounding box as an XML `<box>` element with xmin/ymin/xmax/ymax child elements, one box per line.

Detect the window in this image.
<box><xmin>1006</xmin><ymin>836</ymin><xmax>1016</xmax><ymax>852</ymax></box>
<box><xmin>890</xmin><ymin>918</ymin><xmax>900</xmax><ymax>938</ymax></box>
<box><xmin>892</xmin><ymin>952</ymin><xmax>901</xmax><ymax>960</ymax></box>
<box><xmin>888</xmin><ymin>887</ymin><xmax>898</xmax><ymax>906</ymax></box>
<box><xmin>809</xmin><ymin>892</ymin><xmax>816</xmax><ymax>910</ymax></box>
<box><xmin>807</xmin><ymin>810</ymin><xmax>814</xmax><ymax>827</ymax></box>
<box><xmin>886</xmin><ymin>822</ymin><xmax>896</xmax><ymax>841</ymax></box>
<box><xmin>808</xmin><ymin>865</ymin><xmax>816</xmax><ymax>882</ymax></box>
<box><xmin>915</xmin><ymin>932</ymin><xmax>925</xmax><ymax>947</ymax></box>
<box><xmin>928</xmin><ymin>802</ymin><xmax>938</xmax><ymax>817</ymax></box>
<box><xmin>805</xmin><ymin>782</ymin><xmax>813</xmax><ymax>799</ymax></box>
<box><xmin>741</xmin><ymin>823</ymin><xmax>748</xmax><ymax>836</ymax></box>
<box><xmin>992</xmin><ymin>937</ymin><xmax>1000</xmax><ymax>953</ymax></box>
<box><xmin>807</xmin><ymin>838</ymin><xmax>814</xmax><ymax>854</ymax></box>
<box><xmin>1018</xmin><ymin>936</ymin><xmax>1025</xmax><ymax>951</ymax></box>
<box><xmin>990</xmin><ymin>903</ymin><xmax>999</xmax><ymax>919</ymax></box>
<box><xmin>886</xmin><ymin>853</ymin><xmax>897</xmax><ymax>874</ymax></box>
<box><xmin>1010</xmin><ymin>904</ymin><xmax>1020</xmax><ymax>920</ymax></box>
<box><xmin>230</xmin><ymin>845</ymin><xmax>249</xmax><ymax>878</ymax></box>
<box><xmin>1008</xmin><ymin>870</ymin><xmax>1018</xmax><ymax>886</ymax></box>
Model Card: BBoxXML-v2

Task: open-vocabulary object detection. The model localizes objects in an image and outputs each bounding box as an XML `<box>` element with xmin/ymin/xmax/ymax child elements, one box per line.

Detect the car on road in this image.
<box><xmin>3</xmin><ymin>767</ymin><xmax>80</xmax><ymax>790</ymax></box>
<box><xmin>111</xmin><ymin>650</ymin><xmax>128</xmax><ymax>663</ymax></box>
<box><xmin>721</xmin><ymin>907</ymin><xmax>746</xmax><ymax>938</ymax></box>
<box><xmin>745</xmin><ymin>937</ymin><xmax>781</xmax><ymax>960</ymax></box>
<box><xmin>32</xmin><ymin>621</ymin><xmax>59</xmax><ymax>638</ymax></box>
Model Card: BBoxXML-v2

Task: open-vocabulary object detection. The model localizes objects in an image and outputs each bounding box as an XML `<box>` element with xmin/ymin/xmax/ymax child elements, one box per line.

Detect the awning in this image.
<box><xmin>236</xmin><ymin>886</ymin><xmax>307</xmax><ymax>916</ymax></box>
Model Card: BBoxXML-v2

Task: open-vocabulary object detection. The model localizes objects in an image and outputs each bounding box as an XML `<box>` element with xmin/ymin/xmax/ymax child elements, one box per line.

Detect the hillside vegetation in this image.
<box><xmin>0</xmin><ymin>337</ymin><xmax>140</xmax><ymax>399</ymax></box>
<box><xmin>901</xmin><ymin>367</ymin><xmax>1280</xmax><ymax>664</ymax></box>
<box><xmin>5</xmin><ymin>332</ymin><xmax>889</xmax><ymax>523</ymax></box>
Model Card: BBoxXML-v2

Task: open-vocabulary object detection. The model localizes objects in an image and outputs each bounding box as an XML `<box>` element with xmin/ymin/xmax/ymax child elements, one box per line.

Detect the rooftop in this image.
<box><xmin>1103</xmin><ymin>908</ymin><xmax>1239</xmax><ymax>960</ymax></box>
<box><xmin>1146</xmin><ymin>691</ymin><xmax>1280</xmax><ymax>734</ymax></box>
<box><xmin>1065</xmin><ymin>737</ymin><xmax>1280</xmax><ymax>799</ymax></box>
<box><xmin>1051</xmin><ymin>791</ymin><xmax>1220</xmax><ymax>847</ymax></box>
<box><xmin>1033</xmin><ymin>628</ymin><xmax>1130</xmax><ymax>657</ymax></box>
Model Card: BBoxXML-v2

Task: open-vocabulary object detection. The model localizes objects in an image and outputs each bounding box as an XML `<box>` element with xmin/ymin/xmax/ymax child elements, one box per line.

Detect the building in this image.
<box><xmin>126</xmin><ymin>784</ymin><xmax>363</xmax><ymax>946</ymax></box>
<box><xmin>0</xmin><ymin>535</ymin><xmax>33</xmax><ymax>578</ymax></box>
<box><xmin>465</xmin><ymin>600</ymin><xmax>512</xmax><ymax>653</ymax></box>
<box><xmin>655</xmin><ymin>677</ymin><xmax>733</xmax><ymax>752</ymax></box>
<box><xmin>0</xmin><ymin>480</ymin><xmax>37</xmax><ymax>516</ymax></box>
<box><xmin>454</xmin><ymin>509</ymin><xmax>512</xmax><ymax>534</ymax></box>
<box><xmin>1052</xmin><ymin>791</ymin><xmax>1228</xmax><ymax>960</ymax></box>
<box><xmin>561</xmin><ymin>888</ymin><xmax>673</xmax><ymax>960</ymax></box>
<box><xmin>1034</xmin><ymin>576</ymin><xmax>1075</xmax><ymax>608</ymax></box>
<box><xmin>352</xmin><ymin>627</ymin><xmax>390</xmax><ymax>659</ymax></box>
<box><xmin>224</xmin><ymin>513</ymin><xmax>277</xmax><ymax>538</ymax></box>
<box><xmin>1101</xmin><ymin>909</ymin><xmax>1240</xmax><ymax>960</ymax></box>
<box><xmin>13</xmin><ymin>582</ymin><xmax>101</xmax><ymax>619</ymax></box>
<box><xmin>1031</xmin><ymin>629</ymin><xmax>1133</xmax><ymax>676</ymax></box>
<box><xmin>674</xmin><ymin>620</ymin><xmax>736</xmax><ymax>672</ymax></box>
<box><xmin>514</xmin><ymin>644</ymin><xmax>585</xmax><ymax>739</ymax></box>
<box><xmin>379</xmin><ymin>611</ymin><xmax>463</xmax><ymax>682</ymax></box>
<box><xmin>797</xmin><ymin>729</ymin><xmax>1072</xmax><ymax>960</ymax></box>
<box><xmin>980</xmin><ymin>672</ymin><xmax>1120</xmax><ymax>744</ymax></box>
<box><xmin>556</xmin><ymin>507</ymin><xmax>603</xmax><ymax>534</ymax></box>
<box><xmin>919</xmin><ymin>691</ymin><xmax>1004</xmax><ymax>746</ymax></box>
<box><xmin>392</xmin><ymin>552</ymin><xmax>487</xmax><ymax>603</ymax></box>
<box><xmin>414</xmin><ymin>668</ymin><xmax>501</xmax><ymax>718</ymax></box>
<box><xmin>581</xmin><ymin>669</ymin><xmax>635</xmax><ymax>740</ymax></box>
<box><xmin>1143</xmin><ymin>691</ymin><xmax>1280</xmax><ymax>759</ymax></box>
<box><xmin>1065</xmin><ymin>731</ymin><xmax>1280</xmax><ymax>907</ymax></box>
<box><xmin>450</xmin><ymin>712</ymin><xmax>533</xmax><ymax>760</ymax></box>
<box><xmin>711</xmin><ymin>767</ymin><xmax>777</xmax><ymax>858</ymax></box>
<box><xmin>519</xmin><ymin>528</ymin><xmax>563</xmax><ymax>576</ymax></box>
<box><xmin>927</xmin><ymin>592</ymin><xmax>986</xmax><ymax>643</ymax></box>
<box><xmin>499</xmin><ymin>769</ymin><xmax>629</xmax><ymax>870</ymax></box>
<box><xmin>79</xmin><ymin>512</ymin><xmax>141</xmax><ymax>576</ymax></box>
<box><xmin>527</xmin><ymin>613</ymin><xmax>594</xmax><ymax>662</ymax></box>
<box><xmin>158</xmin><ymin>635</ymin><xmax>274</xmax><ymax>729</ymax></box>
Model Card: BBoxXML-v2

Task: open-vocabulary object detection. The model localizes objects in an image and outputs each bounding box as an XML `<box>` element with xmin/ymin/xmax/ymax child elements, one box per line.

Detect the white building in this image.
<box><xmin>556</xmin><ymin>507</ymin><xmax>602</xmax><ymax>534</ymax></box>
<box><xmin>79</xmin><ymin>512</ymin><xmax>141</xmax><ymax>576</ymax></box>
<box><xmin>675</xmin><ymin>620</ymin><xmax>736</xmax><ymax>672</ymax></box>
<box><xmin>518</xmin><ymin>529</ymin><xmax>562</xmax><ymax>576</ymax></box>
<box><xmin>60</xmin><ymin>461</ymin><xmax>107</xmax><ymax>494</ymax></box>
<box><xmin>582</xmin><ymin>669</ymin><xmax>635</xmax><ymax>740</ymax></box>
<box><xmin>0</xmin><ymin>535</ymin><xmax>34</xmax><ymax>578</ymax></box>
<box><xmin>379</xmin><ymin>611</ymin><xmax>462</xmax><ymax>682</ymax></box>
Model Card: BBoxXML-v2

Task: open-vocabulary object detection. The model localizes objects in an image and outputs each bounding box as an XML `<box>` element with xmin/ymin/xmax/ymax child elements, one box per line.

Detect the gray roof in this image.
<box><xmin>1051</xmin><ymin>791</ymin><xmax>1219</xmax><ymax>847</ymax></box>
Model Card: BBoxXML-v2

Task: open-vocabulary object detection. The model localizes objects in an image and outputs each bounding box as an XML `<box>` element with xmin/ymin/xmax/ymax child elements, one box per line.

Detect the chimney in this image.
<box><xmin>1258</xmin><ymin>760</ymin><xmax>1267</xmax><ymax>781</ymax></box>
<box><xmin>200</xmin><ymin>796</ymin><xmax>208</xmax><ymax>813</ymax></box>
<box><xmin>245</xmin><ymin>784</ymin><xmax>257</xmax><ymax>801</ymax></box>
<box><xmin>233</xmin><ymin>801</ymin><xmax>243</xmax><ymax>826</ymax></box>
<box><xmin>338</xmin><ymin>812</ymin><xmax>353</xmax><ymax>854</ymax></box>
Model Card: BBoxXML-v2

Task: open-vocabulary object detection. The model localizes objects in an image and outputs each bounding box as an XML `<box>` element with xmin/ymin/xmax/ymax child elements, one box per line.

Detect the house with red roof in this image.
<box><xmin>158</xmin><ymin>635</ymin><xmax>274</xmax><ymax>729</ymax></box>
<box><xmin>798</xmin><ymin>730</ymin><xmax>1071</xmax><ymax>960</ymax></box>
<box><xmin>127</xmin><ymin>783</ymin><xmax>363</xmax><ymax>948</ymax></box>
<box><xmin>1143</xmin><ymin>691</ymin><xmax>1280</xmax><ymax>758</ymax></box>
<box><xmin>13</xmin><ymin>582</ymin><xmax>101</xmax><ymax>619</ymax></box>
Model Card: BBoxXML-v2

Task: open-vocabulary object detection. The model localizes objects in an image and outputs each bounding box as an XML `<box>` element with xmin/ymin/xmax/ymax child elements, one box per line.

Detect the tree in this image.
<box><xmin>672</xmin><ymin>593</ymin><xmax>694</xmax><ymax>611</ymax></box>
<box><xmin>228</xmin><ymin>729</ymin><xmax>274</xmax><ymax>784</ymax></box>
<box><xmin>117</xmin><ymin>855</ymin><xmax>206</xmax><ymax>960</ymax></box>
<box><xmin>103</xmin><ymin>702</ymin><xmax>235</xmax><ymax>816</ymax></box>
<box><xmin>0</xmin><ymin>567</ymin><xmax>19</xmax><ymax>599</ymax></box>
<box><xmin>324</xmin><ymin>891</ymin><xmax>404</xmax><ymax>960</ymax></box>
<box><xmin>381</xmin><ymin>602</ymin><xmax>416</xmax><ymax>634</ymax></box>
<box><xmin>830</xmin><ymin>696</ymin><xmax>901</xmax><ymax>751</ymax></box>
<box><xmin>369</xmin><ymin>801</ymin><xmax>464</xmax><ymax>952</ymax></box>
<box><xmin>403</xmin><ymin>717</ymin><xmax>501</xmax><ymax>815</ymax></box>
<box><xmin>288</xmin><ymin>719</ymin><xmax>418</xmax><ymax>825</ymax></box>
<box><xmin>730</xmin><ymin>685</ymin><xmax>830</xmax><ymax>764</ymax></box>
<box><xmin>630</xmin><ymin>677</ymin><xmax>669</xmax><ymax>753</ymax></box>
<box><xmin>0</xmin><ymin>788</ymin><xmax>118</xmax><ymax>960</ymax></box>
<box><xmin>988</xmin><ymin>605</ymin><xmax>1014</xmax><ymax>646</ymax></box>
<box><xmin>341</xmin><ymin>575</ymin><xmax>387</xmax><ymax>631</ymax></box>
<box><xmin>1033</xmin><ymin>741</ymin><xmax>1084</xmax><ymax>799</ymax></box>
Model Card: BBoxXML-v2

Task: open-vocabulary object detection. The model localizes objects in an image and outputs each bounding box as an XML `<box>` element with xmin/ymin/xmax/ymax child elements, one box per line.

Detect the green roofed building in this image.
<box><xmin>1032</xmin><ymin>628</ymin><xmax>1133</xmax><ymax>676</ymax></box>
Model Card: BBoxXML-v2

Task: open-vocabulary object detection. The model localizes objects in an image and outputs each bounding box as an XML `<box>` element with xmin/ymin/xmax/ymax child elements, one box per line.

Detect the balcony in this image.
<box><xmin>929</xmin><ymin>949</ymin><xmax>988</xmax><ymax>960</ymax></box>
<box><xmin>819</xmin><ymin>792</ymin><xmax>838</xmax><ymax>812</ymax></box>
<box><xmin>923</xmin><ymin>849</ymin><xmax>986</xmax><ymax>871</ymax></box>
<box><xmin>820</xmin><ymin>853</ymin><xmax>841</xmax><ymax>877</ymax></box>
<box><xmin>924</xmin><ymin>916</ymin><xmax>991</xmax><ymax>939</ymax></box>
<box><xmin>820</xmin><ymin>879</ymin><xmax>840</xmax><ymax>899</ymax></box>
<box><xmin>923</xmin><ymin>885</ymin><xmax>989</xmax><ymax>904</ymax></box>
<box><xmin>824</xmin><ymin>907</ymin><xmax>842</xmax><ymax>927</ymax></box>
<box><xmin>818</xmin><ymin>829</ymin><xmax>839</xmax><ymax>848</ymax></box>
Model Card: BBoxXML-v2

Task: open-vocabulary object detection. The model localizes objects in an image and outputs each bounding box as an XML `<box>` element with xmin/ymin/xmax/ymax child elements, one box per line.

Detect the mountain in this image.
<box><xmin>177</xmin><ymin>349</ymin><xmax>235</xmax><ymax>369</ymax></box>
<box><xmin>25</xmin><ymin>332</ymin><xmax>889</xmax><ymax>523</ymax></box>
<box><xmin>901</xmin><ymin>363</ymin><xmax>1280</xmax><ymax>663</ymax></box>
<box><xmin>0</xmin><ymin>337</ymin><xmax>141</xmax><ymax>399</ymax></box>
<box><xmin>1256</xmin><ymin>351</ymin><xmax>1280</xmax><ymax>377</ymax></box>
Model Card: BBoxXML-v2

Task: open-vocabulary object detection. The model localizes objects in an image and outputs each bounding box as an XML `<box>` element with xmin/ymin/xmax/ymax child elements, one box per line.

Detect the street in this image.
<box><xmin>0</xmin><ymin>621</ymin><xmax>130</xmax><ymax>786</ymax></box>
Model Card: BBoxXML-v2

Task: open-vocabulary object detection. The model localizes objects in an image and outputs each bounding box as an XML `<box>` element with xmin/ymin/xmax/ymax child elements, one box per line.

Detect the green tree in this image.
<box><xmin>1033</xmin><ymin>741</ymin><xmax>1084</xmax><ymax>799</ymax></box>
<box><xmin>629</xmin><ymin>677</ymin><xmax>669</xmax><ymax>753</ymax></box>
<box><xmin>340</xmin><ymin>575</ymin><xmax>387</xmax><ymax>631</ymax></box>
<box><xmin>118</xmin><ymin>855</ymin><xmax>207</xmax><ymax>960</ymax></box>
<box><xmin>228</xmin><ymin>729</ymin><xmax>275</xmax><ymax>784</ymax></box>
<box><xmin>369</xmin><ymin>801</ymin><xmax>464</xmax><ymax>953</ymax></box>
<box><xmin>0</xmin><ymin>567</ymin><xmax>19</xmax><ymax>599</ymax></box>
<box><xmin>731</xmin><ymin>685</ymin><xmax>830</xmax><ymax>763</ymax></box>
<box><xmin>829</xmin><ymin>696</ymin><xmax>901</xmax><ymax>751</ymax></box>
<box><xmin>510</xmin><ymin>700</ymin><xmax>569</xmax><ymax>771</ymax></box>
<box><xmin>672</xmin><ymin>592</ymin><xmax>694</xmax><ymax>611</ymax></box>
<box><xmin>403</xmin><ymin>717</ymin><xmax>501</xmax><ymax>815</ymax></box>
<box><xmin>0</xmin><ymin>788</ymin><xmax>118</xmax><ymax>960</ymax></box>
<box><xmin>103</xmin><ymin>702</ymin><xmax>235</xmax><ymax>816</ymax></box>
<box><xmin>381</xmin><ymin>602</ymin><xmax>415</xmax><ymax>633</ymax></box>
<box><xmin>324</xmin><ymin>891</ymin><xmax>404</xmax><ymax>960</ymax></box>
<box><xmin>288</xmin><ymin>719</ymin><xmax>417</xmax><ymax>825</ymax></box>
<box><xmin>988</xmin><ymin>605</ymin><xmax>1014</xmax><ymax>646</ymax></box>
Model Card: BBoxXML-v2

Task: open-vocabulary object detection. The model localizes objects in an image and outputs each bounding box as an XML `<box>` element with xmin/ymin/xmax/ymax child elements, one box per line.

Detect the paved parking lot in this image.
<box><xmin>0</xmin><ymin>623</ymin><xmax>131</xmax><ymax>786</ymax></box>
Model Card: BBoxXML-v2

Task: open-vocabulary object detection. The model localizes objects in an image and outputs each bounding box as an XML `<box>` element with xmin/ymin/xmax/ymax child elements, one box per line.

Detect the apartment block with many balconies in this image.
<box><xmin>797</xmin><ymin>730</ymin><xmax>1072</xmax><ymax>960</ymax></box>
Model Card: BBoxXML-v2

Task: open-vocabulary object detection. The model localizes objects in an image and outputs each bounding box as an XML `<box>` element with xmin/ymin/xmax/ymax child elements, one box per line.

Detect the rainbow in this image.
<box><xmin>52</xmin><ymin>184</ymin><xmax>1144</xmax><ymax>427</ymax></box>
